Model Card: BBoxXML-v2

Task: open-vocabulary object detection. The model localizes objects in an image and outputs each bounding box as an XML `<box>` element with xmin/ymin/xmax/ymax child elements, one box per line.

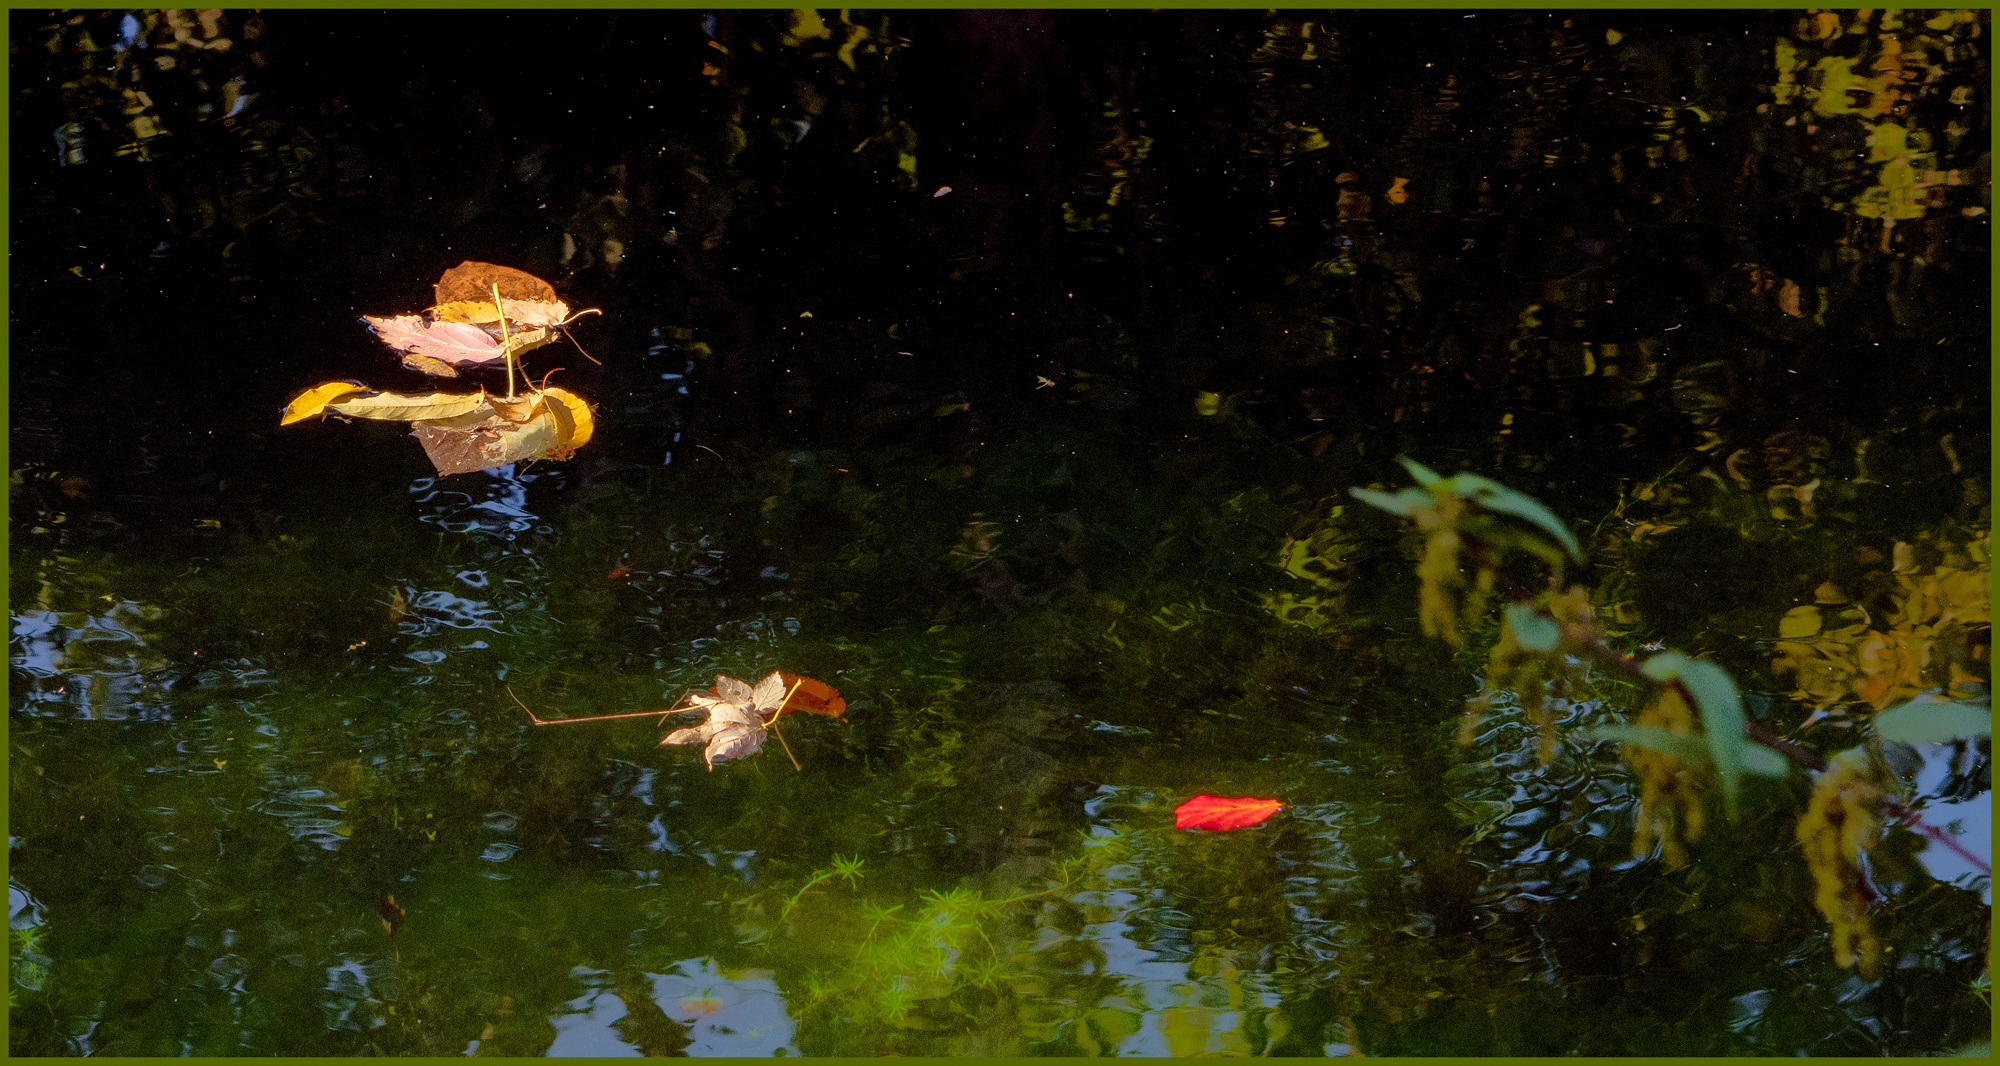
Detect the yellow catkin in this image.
<box><xmin>1417</xmin><ymin>527</ymin><xmax>1464</xmax><ymax>645</ymax></box>
<box><xmin>1412</xmin><ymin>495</ymin><xmax>1468</xmax><ymax>645</ymax></box>
<box><xmin>1796</xmin><ymin>760</ymin><xmax>1885</xmax><ymax>979</ymax></box>
<box><xmin>1625</xmin><ymin>689</ymin><xmax>1709</xmax><ymax>869</ymax></box>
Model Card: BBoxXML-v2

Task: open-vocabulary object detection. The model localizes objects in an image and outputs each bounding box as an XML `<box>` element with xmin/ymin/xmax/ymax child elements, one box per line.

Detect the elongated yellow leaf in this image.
<box><xmin>327</xmin><ymin>389</ymin><xmax>489</xmax><ymax>422</ymax></box>
<box><xmin>281</xmin><ymin>381</ymin><xmax>374</xmax><ymax>425</ymax></box>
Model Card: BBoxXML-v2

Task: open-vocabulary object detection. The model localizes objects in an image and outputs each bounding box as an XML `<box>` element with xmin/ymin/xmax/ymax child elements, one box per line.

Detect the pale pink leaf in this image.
<box><xmin>362</xmin><ymin>314</ymin><xmax>507</xmax><ymax>365</ymax></box>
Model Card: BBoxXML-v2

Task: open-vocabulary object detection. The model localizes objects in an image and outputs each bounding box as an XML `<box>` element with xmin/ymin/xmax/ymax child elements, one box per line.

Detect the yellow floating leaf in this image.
<box><xmin>281</xmin><ymin>381</ymin><xmax>375</xmax><ymax>425</ymax></box>
<box><xmin>1778</xmin><ymin>606</ymin><xmax>1824</xmax><ymax>639</ymax></box>
<box><xmin>542</xmin><ymin>386</ymin><xmax>595</xmax><ymax>449</ymax></box>
<box><xmin>327</xmin><ymin>389</ymin><xmax>490</xmax><ymax>422</ymax></box>
<box><xmin>1814</xmin><ymin>581</ymin><xmax>1848</xmax><ymax>604</ymax></box>
<box><xmin>501</xmin><ymin>326</ymin><xmax>557</xmax><ymax>358</ymax></box>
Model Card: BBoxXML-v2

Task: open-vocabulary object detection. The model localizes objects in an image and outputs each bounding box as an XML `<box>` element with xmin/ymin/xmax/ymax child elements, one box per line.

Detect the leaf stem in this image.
<box><xmin>765</xmin><ymin>677</ymin><xmax>807</xmax><ymax>771</ymax></box>
<box><xmin>492</xmin><ymin>282</ymin><xmax>517</xmax><ymax>401</ymax></box>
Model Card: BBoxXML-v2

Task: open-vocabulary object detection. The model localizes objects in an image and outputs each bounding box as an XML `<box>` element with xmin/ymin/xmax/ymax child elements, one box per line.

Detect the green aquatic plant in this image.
<box><xmin>766</xmin><ymin>857</ymin><xmax>1088</xmax><ymax>1032</ymax></box>
<box><xmin>1353</xmin><ymin>457</ymin><xmax>1991</xmax><ymax>979</ymax></box>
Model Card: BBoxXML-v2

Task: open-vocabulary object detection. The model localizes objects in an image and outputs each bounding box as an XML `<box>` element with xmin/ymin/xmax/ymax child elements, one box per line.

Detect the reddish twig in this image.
<box><xmin>508</xmin><ymin>684</ymin><xmax>695</xmax><ymax>726</ymax></box>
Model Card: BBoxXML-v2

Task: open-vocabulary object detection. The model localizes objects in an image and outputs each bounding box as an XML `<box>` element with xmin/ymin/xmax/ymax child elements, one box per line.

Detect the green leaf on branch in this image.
<box><xmin>1469</xmin><ymin>518</ymin><xmax>1576</xmax><ymax>570</ymax></box>
<box><xmin>1370</xmin><ymin>458</ymin><xmax>1584</xmax><ymax>563</ymax></box>
<box><xmin>1443</xmin><ymin>474</ymin><xmax>1584</xmax><ymax>563</ymax></box>
<box><xmin>1505</xmin><ymin>604</ymin><xmax>1562</xmax><ymax>652</ymax></box>
<box><xmin>1641</xmin><ymin>652</ymin><xmax>1776</xmax><ymax>813</ymax></box>
<box><xmin>1349</xmin><ymin>486</ymin><xmax>1431</xmax><ymax>516</ymax></box>
<box><xmin>1585</xmin><ymin>724</ymin><xmax>1714</xmax><ymax>766</ymax></box>
<box><xmin>1396</xmin><ymin>455</ymin><xmax>1446</xmax><ymax>487</ymax></box>
<box><xmin>1740</xmin><ymin>744</ymin><xmax>1790</xmax><ymax>777</ymax></box>
<box><xmin>1874</xmin><ymin>697</ymin><xmax>1993</xmax><ymax>745</ymax></box>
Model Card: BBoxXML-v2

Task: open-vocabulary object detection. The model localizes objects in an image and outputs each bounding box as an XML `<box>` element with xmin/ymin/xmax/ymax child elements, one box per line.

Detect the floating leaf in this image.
<box><xmin>1874</xmin><ymin>697</ymin><xmax>1992</xmax><ymax>745</ymax></box>
<box><xmin>433</xmin><ymin>297</ymin><xmax>572</xmax><ymax>329</ymax></box>
<box><xmin>1173</xmin><ymin>794</ymin><xmax>1283</xmax><ymax>831</ymax></box>
<box><xmin>281</xmin><ymin>381</ymin><xmax>375</xmax><ymax>424</ymax></box>
<box><xmin>661</xmin><ymin>671</ymin><xmax>789</xmax><ymax>770</ymax></box>
<box><xmin>376</xmin><ymin>894</ymin><xmax>406</xmax><ymax>937</ymax></box>
<box><xmin>542</xmin><ymin>386</ymin><xmax>594</xmax><ymax>449</ymax></box>
<box><xmin>432</xmin><ymin>260</ymin><xmax>561</xmax><ymax>310</ymax></box>
<box><xmin>408</xmin><ymin>386</ymin><xmax>593</xmax><ymax>476</ymax></box>
<box><xmin>519</xmin><ymin>670</ymin><xmax>841</xmax><ymax>770</ymax></box>
<box><xmin>399</xmin><ymin>353</ymin><xmax>460</xmax><ymax>378</ymax></box>
<box><xmin>1505</xmin><ymin>604</ymin><xmax>1563</xmax><ymax>652</ymax></box>
<box><xmin>362</xmin><ymin>314</ymin><xmax>509</xmax><ymax>365</ymax></box>
<box><xmin>323</xmin><ymin>388</ymin><xmax>490</xmax><ymax>423</ymax></box>
<box><xmin>284</xmin><ymin>382</ymin><xmax>592</xmax><ymax>476</ymax></box>
<box><xmin>776</xmin><ymin>672</ymin><xmax>847</xmax><ymax>719</ymax></box>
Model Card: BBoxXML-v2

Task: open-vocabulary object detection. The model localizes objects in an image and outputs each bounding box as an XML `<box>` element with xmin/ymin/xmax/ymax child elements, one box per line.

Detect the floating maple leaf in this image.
<box><xmin>1173</xmin><ymin>794</ymin><xmax>1284</xmax><ymax>831</ymax></box>
<box><xmin>661</xmin><ymin>672</ymin><xmax>792</xmax><ymax>770</ymax></box>
<box><xmin>512</xmin><ymin>671</ymin><xmax>845</xmax><ymax>771</ymax></box>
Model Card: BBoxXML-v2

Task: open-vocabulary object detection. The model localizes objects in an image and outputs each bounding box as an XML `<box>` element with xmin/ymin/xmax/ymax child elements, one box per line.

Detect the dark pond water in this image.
<box><xmin>9</xmin><ymin>9</ymin><xmax>1991</xmax><ymax>1056</ymax></box>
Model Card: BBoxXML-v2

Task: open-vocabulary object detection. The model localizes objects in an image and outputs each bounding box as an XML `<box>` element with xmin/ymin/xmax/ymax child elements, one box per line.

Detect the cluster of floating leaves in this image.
<box><xmin>279</xmin><ymin>262</ymin><xmax>599</xmax><ymax>476</ymax></box>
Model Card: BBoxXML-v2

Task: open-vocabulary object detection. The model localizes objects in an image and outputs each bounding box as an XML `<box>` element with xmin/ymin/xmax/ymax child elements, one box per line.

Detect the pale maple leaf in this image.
<box><xmin>660</xmin><ymin>672</ymin><xmax>790</xmax><ymax>770</ymax></box>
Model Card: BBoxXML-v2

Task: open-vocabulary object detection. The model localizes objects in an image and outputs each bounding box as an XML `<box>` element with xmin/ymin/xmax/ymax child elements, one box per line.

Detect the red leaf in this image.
<box><xmin>1174</xmin><ymin>794</ymin><xmax>1283</xmax><ymax>831</ymax></box>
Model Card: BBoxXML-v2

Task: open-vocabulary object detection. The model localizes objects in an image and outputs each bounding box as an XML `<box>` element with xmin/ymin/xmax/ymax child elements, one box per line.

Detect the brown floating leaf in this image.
<box><xmin>488</xmin><ymin>395</ymin><xmax>543</xmax><ymax>424</ymax></box>
<box><xmin>400</xmin><ymin>353</ymin><xmax>461</xmax><ymax>378</ymax></box>
<box><xmin>776</xmin><ymin>672</ymin><xmax>847</xmax><ymax>719</ymax></box>
<box><xmin>433</xmin><ymin>261</ymin><xmax>560</xmax><ymax>309</ymax></box>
